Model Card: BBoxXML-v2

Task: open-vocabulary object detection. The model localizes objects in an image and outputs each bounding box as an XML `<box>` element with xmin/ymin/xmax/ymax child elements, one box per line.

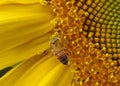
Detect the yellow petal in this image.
<box><xmin>0</xmin><ymin>0</ymin><xmax>41</xmax><ymax>4</ymax></box>
<box><xmin>0</xmin><ymin>52</ymin><xmax>73</xmax><ymax>86</ymax></box>
<box><xmin>36</xmin><ymin>64</ymin><xmax>73</xmax><ymax>86</ymax></box>
<box><xmin>0</xmin><ymin>51</ymin><xmax>51</xmax><ymax>86</ymax></box>
<box><xmin>0</xmin><ymin>35</ymin><xmax>50</xmax><ymax>69</ymax></box>
<box><xmin>0</xmin><ymin>3</ymin><xmax>55</xmax><ymax>69</ymax></box>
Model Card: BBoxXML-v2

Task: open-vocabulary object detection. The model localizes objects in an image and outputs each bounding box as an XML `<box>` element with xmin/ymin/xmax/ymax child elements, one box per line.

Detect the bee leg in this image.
<box><xmin>42</xmin><ymin>47</ymin><xmax>52</xmax><ymax>56</ymax></box>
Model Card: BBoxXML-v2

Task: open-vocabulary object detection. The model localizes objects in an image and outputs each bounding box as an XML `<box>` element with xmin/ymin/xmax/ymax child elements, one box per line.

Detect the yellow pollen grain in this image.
<box><xmin>71</xmin><ymin>41</ymin><xmax>75</xmax><ymax>45</ymax></box>
<box><xmin>76</xmin><ymin>51</ymin><xmax>80</xmax><ymax>55</ymax></box>
<box><xmin>80</xmin><ymin>81</ymin><xmax>83</xmax><ymax>85</ymax></box>
<box><xmin>96</xmin><ymin>82</ymin><xmax>100</xmax><ymax>86</ymax></box>
<box><xmin>63</xmin><ymin>35</ymin><xmax>67</xmax><ymax>40</ymax></box>
<box><xmin>110</xmin><ymin>74</ymin><xmax>114</xmax><ymax>78</ymax></box>
<box><xmin>85</xmin><ymin>77</ymin><xmax>90</xmax><ymax>83</ymax></box>
<box><xmin>91</xmin><ymin>68</ymin><xmax>94</xmax><ymax>72</ymax></box>
<box><xmin>79</xmin><ymin>28</ymin><xmax>83</xmax><ymax>32</ymax></box>
<box><xmin>70</xmin><ymin>28</ymin><xmax>73</xmax><ymax>32</ymax></box>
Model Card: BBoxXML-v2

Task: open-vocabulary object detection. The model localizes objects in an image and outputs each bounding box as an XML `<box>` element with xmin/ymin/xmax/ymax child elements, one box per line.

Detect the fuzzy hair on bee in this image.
<box><xmin>50</xmin><ymin>32</ymin><xmax>68</xmax><ymax>65</ymax></box>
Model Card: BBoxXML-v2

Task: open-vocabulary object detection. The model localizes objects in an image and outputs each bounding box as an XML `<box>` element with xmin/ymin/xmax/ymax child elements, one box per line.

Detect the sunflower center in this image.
<box><xmin>50</xmin><ymin>0</ymin><xmax>120</xmax><ymax>65</ymax></box>
<box><xmin>50</xmin><ymin>0</ymin><xmax>120</xmax><ymax>85</ymax></box>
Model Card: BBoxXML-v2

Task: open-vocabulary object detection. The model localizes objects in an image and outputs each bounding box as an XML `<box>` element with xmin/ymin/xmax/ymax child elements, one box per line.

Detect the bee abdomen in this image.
<box><xmin>57</xmin><ymin>54</ymin><xmax>68</xmax><ymax>65</ymax></box>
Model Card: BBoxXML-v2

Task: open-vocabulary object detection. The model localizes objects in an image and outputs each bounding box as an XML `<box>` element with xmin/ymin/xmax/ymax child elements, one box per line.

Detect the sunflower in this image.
<box><xmin>0</xmin><ymin>0</ymin><xmax>120</xmax><ymax>86</ymax></box>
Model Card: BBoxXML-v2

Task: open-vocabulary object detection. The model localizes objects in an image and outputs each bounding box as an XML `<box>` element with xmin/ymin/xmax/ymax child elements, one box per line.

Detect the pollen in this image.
<box><xmin>50</xmin><ymin>0</ymin><xmax>120</xmax><ymax>85</ymax></box>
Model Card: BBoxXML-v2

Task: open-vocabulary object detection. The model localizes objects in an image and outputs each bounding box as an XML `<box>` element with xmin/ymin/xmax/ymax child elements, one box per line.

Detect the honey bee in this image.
<box><xmin>50</xmin><ymin>33</ymin><xmax>68</xmax><ymax>65</ymax></box>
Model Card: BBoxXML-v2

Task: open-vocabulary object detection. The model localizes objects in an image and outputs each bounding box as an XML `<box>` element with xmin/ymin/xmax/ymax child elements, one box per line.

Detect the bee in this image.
<box><xmin>50</xmin><ymin>34</ymin><xmax>68</xmax><ymax>65</ymax></box>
